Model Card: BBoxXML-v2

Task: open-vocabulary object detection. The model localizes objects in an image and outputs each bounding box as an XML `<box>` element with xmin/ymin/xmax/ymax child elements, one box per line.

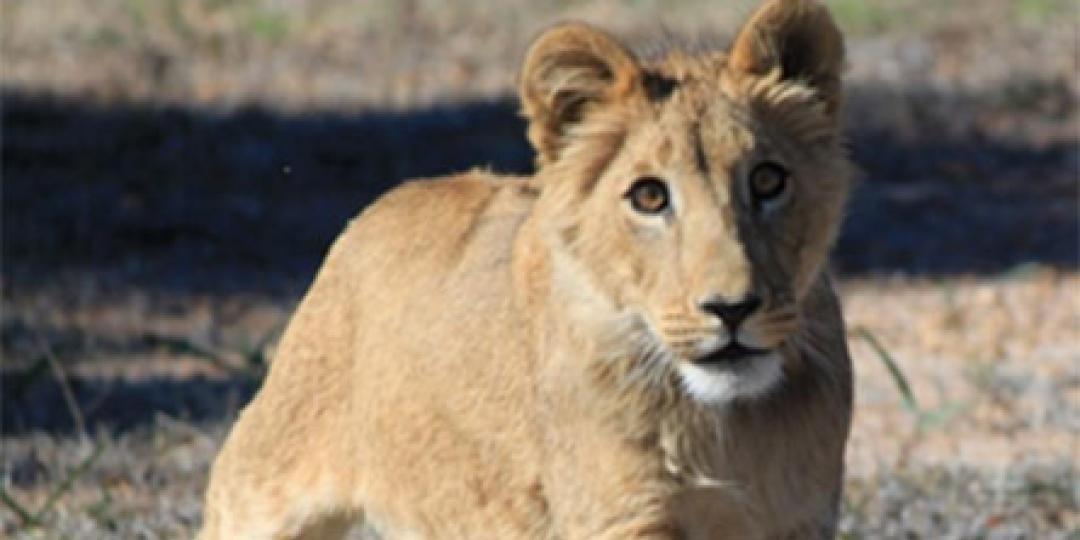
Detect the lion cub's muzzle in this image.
<box><xmin>695</xmin><ymin>294</ymin><xmax>771</xmax><ymax>365</ymax></box>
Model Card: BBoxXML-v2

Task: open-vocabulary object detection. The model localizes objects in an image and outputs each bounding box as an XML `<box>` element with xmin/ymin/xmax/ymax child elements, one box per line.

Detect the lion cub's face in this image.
<box><xmin>521</xmin><ymin>0</ymin><xmax>851</xmax><ymax>403</ymax></box>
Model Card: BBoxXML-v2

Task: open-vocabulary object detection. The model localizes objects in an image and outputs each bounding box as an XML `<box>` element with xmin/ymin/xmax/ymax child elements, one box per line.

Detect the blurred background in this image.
<box><xmin>2</xmin><ymin>0</ymin><xmax>1077</xmax><ymax>537</ymax></box>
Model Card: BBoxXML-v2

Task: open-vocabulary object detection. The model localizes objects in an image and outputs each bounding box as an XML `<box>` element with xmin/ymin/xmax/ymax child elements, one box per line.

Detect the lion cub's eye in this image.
<box><xmin>626</xmin><ymin>177</ymin><xmax>670</xmax><ymax>215</ymax></box>
<box><xmin>749</xmin><ymin>162</ymin><xmax>789</xmax><ymax>203</ymax></box>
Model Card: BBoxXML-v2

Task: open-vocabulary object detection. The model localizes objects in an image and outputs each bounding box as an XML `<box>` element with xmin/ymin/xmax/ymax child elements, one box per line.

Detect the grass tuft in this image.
<box><xmin>1</xmin><ymin>442</ymin><xmax>105</xmax><ymax>531</ymax></box>
<box><xmin>852</xmin><ymin>326</ymin><xmax>969</xmax><ymax>433</ymax></box>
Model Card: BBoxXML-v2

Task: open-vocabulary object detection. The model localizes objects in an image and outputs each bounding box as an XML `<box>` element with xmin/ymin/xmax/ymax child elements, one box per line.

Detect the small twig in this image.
<box><xmin>35</xmin><ymin>442</ymin><xmax>105</xmax><ymax>524</ymax></box>
<box><xmin>34</xmin><ymin>333</ymin><xmax>86</xmax><ymax>436</ymax></box>
<box><xmin>146</xmin><ymin>333</ymin><xmax>251</xmax><ymax>377</ymax></box>
<box><xmin>0</xmin><ymin>442</ymin><xmax>105</xmax><ymax>530</ymax></box>
<box><xmin>0</xmin><ymin>486</ymin><xmax>38</xmax><ymax>528</ymax></box>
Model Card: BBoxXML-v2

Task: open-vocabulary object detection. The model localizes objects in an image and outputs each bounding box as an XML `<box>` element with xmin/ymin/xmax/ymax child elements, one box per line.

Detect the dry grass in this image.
<box><xmin>2</xmin><ymin>0</ymin><xmax>1078</xmax><ymax>538</ymax></box>
<box><xmin>2</xmin><ymin>0</ymin><xmax>1075</xmax><ymax>111</ymax></box>
<box><xmin>842</xmin><ymin>273</ymin><xmax>1079</xmax><ymax>538</ymax></box>
<box><xmin>3</xmin><ymin>277</ymin><xmax>1077</xmax><ymax>538</ymax></box>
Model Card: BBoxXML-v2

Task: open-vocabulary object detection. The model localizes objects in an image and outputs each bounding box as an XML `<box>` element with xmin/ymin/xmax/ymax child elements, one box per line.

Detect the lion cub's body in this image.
<box><xmin>203</xmin><ymin>1</ymin><xmax>855</xmax><ymax>538</ymax></box>
<box><xmin>204</xmin><ymin>176</ymin><xmax>551</xmax><ymax>538</ymax></box>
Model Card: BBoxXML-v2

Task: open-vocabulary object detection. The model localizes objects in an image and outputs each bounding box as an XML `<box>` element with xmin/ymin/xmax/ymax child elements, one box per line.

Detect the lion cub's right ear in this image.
<box><xmin>520</xmin><ymin>23</ymin><xmax>642</xmax><ymax>167</ymax></box>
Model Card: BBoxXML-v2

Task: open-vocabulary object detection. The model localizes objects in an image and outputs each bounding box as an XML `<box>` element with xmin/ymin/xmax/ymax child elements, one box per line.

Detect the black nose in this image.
<box><xmin>701</xmin><ymin>294</ymin><xmax>762</xmax><ymax>330</ymax></box>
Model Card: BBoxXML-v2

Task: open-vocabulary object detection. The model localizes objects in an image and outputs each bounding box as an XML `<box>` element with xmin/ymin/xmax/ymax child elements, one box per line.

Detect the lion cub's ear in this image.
<box><xmin>730</xmin><ymin>0</ymin><xmax>845</xmax><ymax>117</ymax></box>
<box><xmin>520</xmin><ymin>23</ymin><xmax>642</xmax><ymax>166</ymax></box>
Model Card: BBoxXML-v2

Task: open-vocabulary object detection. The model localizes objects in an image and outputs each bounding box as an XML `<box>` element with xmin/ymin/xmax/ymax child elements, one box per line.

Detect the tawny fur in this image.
<box><xmin>201</xmin><ymin>1</ymin><xmax>855</xmax><ymax>538</ymax></box>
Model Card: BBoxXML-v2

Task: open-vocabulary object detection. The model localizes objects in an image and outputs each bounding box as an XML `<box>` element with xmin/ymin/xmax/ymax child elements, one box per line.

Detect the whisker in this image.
<box><xmin>670</xmin><ymin>331</ymin><xmax>708</xmax><ymax>340</ymax></box>
<box><xmin>666</xmin><ymin>337</ymin><xmax>704</xmax><ymax>344</ymax></box>
<box><xmin>661</xmin><ymin>326</ymin><xmax>720</xmax><ymax>335</ymax></box>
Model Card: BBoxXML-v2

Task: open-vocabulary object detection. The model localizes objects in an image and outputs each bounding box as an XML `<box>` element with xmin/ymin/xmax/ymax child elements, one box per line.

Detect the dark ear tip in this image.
<box><xmin>730</xmin><ymin>0</ymin><xmax>845</xmax><ymax>77</ymax></box>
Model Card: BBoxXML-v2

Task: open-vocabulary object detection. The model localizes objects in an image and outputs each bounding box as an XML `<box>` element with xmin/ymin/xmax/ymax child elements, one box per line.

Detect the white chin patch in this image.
<box><xmin>677</xmin><ymin>352</ymin><xmax>783</xmax><ymax>404</ymax></box>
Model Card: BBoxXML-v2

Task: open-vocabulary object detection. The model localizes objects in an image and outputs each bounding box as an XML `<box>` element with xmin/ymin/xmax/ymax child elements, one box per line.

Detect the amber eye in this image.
<box><xmin>749</xmin><ymin>162</ymin><xmax>789</xmax><ymax>203</ymax></box>
<box><xmin>626</xmin><ymin>177</ymin><xmax>670</xmax><ymax>214</ymax></box>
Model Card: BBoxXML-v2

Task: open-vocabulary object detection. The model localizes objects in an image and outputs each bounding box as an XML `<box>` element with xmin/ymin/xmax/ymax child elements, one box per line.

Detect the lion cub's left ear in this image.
<box><xmin>730</xmin><ymin>0</ymin><xmax>845</xmax><ymax>117</ymax></box>
<box><xmin>520</xmin><ymin>23</ymin><xmax>642</xmax><ymax>166</ymax></box>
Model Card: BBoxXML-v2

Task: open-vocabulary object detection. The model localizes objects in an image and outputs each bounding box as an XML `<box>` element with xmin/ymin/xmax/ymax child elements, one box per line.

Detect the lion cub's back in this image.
<box><xmin>338</xmin><ymin>170</ymin><xmax>535</xmax><ymax>298</ymax></box>
<box><xmin>203</xmin><ymin>172</ymin><xmax>544</xmax><ymax>537</ymax></box>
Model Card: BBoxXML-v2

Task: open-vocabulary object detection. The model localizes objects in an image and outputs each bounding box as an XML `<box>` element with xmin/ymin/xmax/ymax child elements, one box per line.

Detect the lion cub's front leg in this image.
<box><xmin>200</xmin><ymin>348</ymin><xmax>364</xmax><ymax>539</ymax></box>
<box><xmin>537</xmin><ymin>374</ymin><xmax>682</xmax><ymax>539</ymax></box>
<box><xmin>200</xmin><ymin>407</ymin><xmax>361</xmax><ymax>540</ymax></box>
<box><xmin>542</xmin><ymin>438</ymin><xmax>682</xmax><ymax>539</ymax></box>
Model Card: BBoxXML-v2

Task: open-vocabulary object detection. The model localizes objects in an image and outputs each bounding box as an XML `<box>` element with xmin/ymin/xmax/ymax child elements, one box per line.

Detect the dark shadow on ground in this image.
<box><xmin>4</xmin><ymin>89</ymin><xmax>1077</xmax><ymax>297</ymax></box>
<box><xmin>2</xmin><ymin>371</ymin><xmax>257</xmax><ymax>435</ymax></box>
<box><xmin>2</xmin><ymin>88</ymin><xmax>1077</xmax><ymax>434</ymax></box>
<box><xmin>3</xmin><ymin>91</ymin><xmax>535</xmax><ymax>298</ymax></box>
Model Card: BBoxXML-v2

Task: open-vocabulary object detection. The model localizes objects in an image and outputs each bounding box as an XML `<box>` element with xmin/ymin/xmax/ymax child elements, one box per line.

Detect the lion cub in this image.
<box><xmin>202</xmin><ymin>0</ymin><xmax>855</xmax><ymax>537</ymax></box>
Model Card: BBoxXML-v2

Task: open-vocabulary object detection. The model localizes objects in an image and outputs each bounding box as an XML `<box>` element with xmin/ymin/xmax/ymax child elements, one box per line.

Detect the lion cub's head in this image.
<box><xmin>520</xmin><ymin>0</ymin><xmax>852</xmax><ymax>404</ymax></box>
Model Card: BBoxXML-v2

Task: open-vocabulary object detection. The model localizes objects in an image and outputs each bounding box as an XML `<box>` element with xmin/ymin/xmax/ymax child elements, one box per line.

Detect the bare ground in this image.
<box><xmin>2</xmin><ymin>0</ymin><xmax>1078</xmax><ymax>538</ymax></box>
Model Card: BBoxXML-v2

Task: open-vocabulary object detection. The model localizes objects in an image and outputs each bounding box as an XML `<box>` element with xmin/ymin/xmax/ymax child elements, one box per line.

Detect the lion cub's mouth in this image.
<box><xmin>695</xmin><ymin>342</ymin><xmax>772</xmax><ymax>366</ymax></box>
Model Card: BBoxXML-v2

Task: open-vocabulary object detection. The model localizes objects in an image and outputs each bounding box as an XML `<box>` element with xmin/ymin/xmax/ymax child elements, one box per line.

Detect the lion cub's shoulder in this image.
<box><xmin>343</xmin><ymin>170</ymin><xmax>537</xmax><ymax>271</ymax></box>
<box><xmin>371</xmin><ymin>170</ymin><xmax>534</xmax><ymax>223</ymax></box>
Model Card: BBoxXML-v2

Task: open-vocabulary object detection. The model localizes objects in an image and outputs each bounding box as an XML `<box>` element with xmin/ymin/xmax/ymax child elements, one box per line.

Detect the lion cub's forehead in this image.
<box><xmin>636</xmin><ymin>65</ymin><xmax>758</xmax><ymax>173</ymax></box>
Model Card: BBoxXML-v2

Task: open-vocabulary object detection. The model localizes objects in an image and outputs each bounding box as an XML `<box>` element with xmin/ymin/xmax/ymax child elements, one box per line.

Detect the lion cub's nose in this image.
<box><xmin>701</xmin><ymin>294</ymin><xmax>762</xmax><ymax>330</ymax></box>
